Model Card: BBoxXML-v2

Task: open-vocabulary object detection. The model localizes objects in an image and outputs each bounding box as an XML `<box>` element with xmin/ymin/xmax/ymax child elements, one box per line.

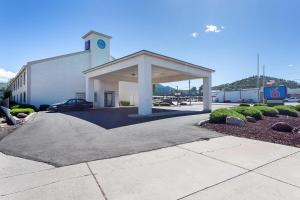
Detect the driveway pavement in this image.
<box><xmin>0</xmin><ymin>109</ymin><xmax>222</xmax><ymax>166</ymax></box>
<box><xmin>1</xmin><ymin>136</ymin><xmax>299</xmax><ymax>200</ymax></box>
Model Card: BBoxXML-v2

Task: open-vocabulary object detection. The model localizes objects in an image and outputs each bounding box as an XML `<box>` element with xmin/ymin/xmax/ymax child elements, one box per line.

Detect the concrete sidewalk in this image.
<box><xmin>1</xmin><ymin>136</ymin><xmax>300</xmax><ymax>200</ymax></box>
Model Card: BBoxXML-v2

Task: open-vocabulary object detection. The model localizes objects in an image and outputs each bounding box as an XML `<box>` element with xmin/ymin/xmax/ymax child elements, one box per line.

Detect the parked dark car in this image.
<box><xmin>47</xmin><ymin>99</ymin><xmax>93</xmax><ymax>112</ymax></box>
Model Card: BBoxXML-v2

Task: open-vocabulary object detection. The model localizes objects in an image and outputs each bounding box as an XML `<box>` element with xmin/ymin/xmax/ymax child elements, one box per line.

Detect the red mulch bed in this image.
<box><xmin>202</xmin><ymin>115</ymin><xmax>300</xmax><ymax>148</ymax></box>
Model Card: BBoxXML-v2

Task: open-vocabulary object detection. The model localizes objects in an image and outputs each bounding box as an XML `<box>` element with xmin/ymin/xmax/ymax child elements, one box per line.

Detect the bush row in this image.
<box><xmin>274</xmin><ymin>105</ymin><xmax>298</xmax><ymax>117</ymax></box>
<box><xmin>210</xmin><ymin>104</ymin><xmax>300</xmax><ymax>123</ymax></box>
<box><xmin>209</xmin><ymin>108</ymin><xmax>246</xmax><ymax>123</ymax></box>
<box><xmin>119</xmin><ymin>101</ymin><xmax>130</xmax><ymax>106</ymax></box>
<box><xmin>10</xmin><ymin>108</ymin><xmax>35</xmax><ymax>116</ymax></box>
<box><xmin>231</xmin><ymin>106</ymin><xmax>263</xmax><ymax>120</ymax></box>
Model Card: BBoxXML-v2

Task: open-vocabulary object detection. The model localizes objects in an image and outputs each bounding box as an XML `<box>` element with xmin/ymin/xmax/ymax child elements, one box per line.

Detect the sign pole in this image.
<box><xmin>257</xmin><ymin>54</ymin><xmax>260</xmax><ymax>103</ymax></box>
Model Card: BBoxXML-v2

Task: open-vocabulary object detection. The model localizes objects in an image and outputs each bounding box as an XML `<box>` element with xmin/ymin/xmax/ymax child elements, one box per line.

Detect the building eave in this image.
<box><xmin>83</xmin><ymin>50</ymin><xmax>215</xmax><ymax>74</ymax></box>
<box><xmin>81</xmin><ymin>30</ymin><xmax>112</xmax><ymax>39</ymax></box>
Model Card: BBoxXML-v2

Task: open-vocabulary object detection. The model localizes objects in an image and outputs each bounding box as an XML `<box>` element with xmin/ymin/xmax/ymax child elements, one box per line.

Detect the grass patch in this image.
<box><xmin>254</xmin><ymin>106</ymin><xmax>279</xmax><ymax>117</ymax></box>
<box><xmin>210</xmin><ymin>108</ymin><xmax>246</xmax><ymax>123</ymax></box>
<box><xmin>274</xmin><ymin>105</ymin><xmax>298</xmax><ymax>117</ymax></box>
<box><xmin>10</xmin><ymin>108</ymin><xmax>35</xmax><ymax>116</ymax></box>
<box><xmin>231</xmin><ymin>106</ymin><xmax>263</xmax><ymax>120</ymax></box>
<box><xmin>11</xmin><ymin>104</ymin><xmax>37</xmax><ymax>111</ymax></box>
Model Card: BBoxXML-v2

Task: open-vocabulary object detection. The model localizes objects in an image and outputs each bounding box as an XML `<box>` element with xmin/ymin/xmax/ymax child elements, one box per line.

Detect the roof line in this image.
<box><xmin>28</xmin><ymin>50</ymin><xmax>88</xmax><ymax>65</ymax></box>
<box><xmin>82</xmin><ymin>30</ymin><xmax>112</xmax><ymax>39</ymax></box>
<box><xmin>83</xmin><ymin>50</ymin><xmax>215</xmax><ymax>74</ymax></box>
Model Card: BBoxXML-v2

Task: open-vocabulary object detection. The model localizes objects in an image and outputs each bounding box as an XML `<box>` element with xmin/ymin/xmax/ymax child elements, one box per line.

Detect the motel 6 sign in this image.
<box><xmin>263</xmin><ymin>86</ymin><xmax>287</xmax><ymax>100</ymax></box>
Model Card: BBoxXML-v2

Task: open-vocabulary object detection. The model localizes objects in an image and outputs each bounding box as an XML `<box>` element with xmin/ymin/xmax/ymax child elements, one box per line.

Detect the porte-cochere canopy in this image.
<box><xmin>83</xmin><ymin>50</ymin><xmax>214</xmax><ymax>115</ymax></box>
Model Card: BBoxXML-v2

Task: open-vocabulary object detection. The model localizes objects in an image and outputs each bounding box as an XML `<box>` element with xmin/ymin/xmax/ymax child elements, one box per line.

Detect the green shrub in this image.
<box><xmin>294</xmin><ymin>104</ymin><xmax>300</xmax><ymax>111</ymax></box>
<box><xmin>10</xmin><ymin>108</ymin><xmax>35</xmax><ymax>116</ymax></box>
<box><xmin>231</xmin><ymin>106</ymin><xmax>263</xmax><ymax>120</ymax></box>
<box><xmin>11</xmin><ymin>104</ymin><xmax>37</xmax><ymax>111</ymax></box>
<box><xmin>153</xmin><ymin>102</ymin><xmax>160</xmax><ymax>106</ymax></box>
<box><xmin>209</xmin><ymin>108</ymin><xmax>246</xmax><ymax>123</ymax></box>
<box><xmin>239</xmin><ymin>103</ymin><xmax>250</xmax><ymax>107</ymax></box>
<box><xmin>39</xmin><ymin>104</ymin><xmax>50</xmax><ymax>111</ymax></box>
<box><xmin>119</xmin><ymin>101</ymin><xmax>130</xmax><ymax>106</ymax></box>
<box><xmin>254</xmin><ymin>106</ymin><xmax>279</xmax><ymax>117</ymax></box>
<box><xmin>274</xmin><ymin>105</ymin><xmax>298</xmax><ymax>117</ymax></box>
<box><xmin>254</xmin><ymin>103</ymin><xmax>267</xmax><ymax>107</ymax></box>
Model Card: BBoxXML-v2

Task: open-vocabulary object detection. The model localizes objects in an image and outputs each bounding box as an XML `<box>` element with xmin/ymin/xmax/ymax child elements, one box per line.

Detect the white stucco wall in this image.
<box><xmin>118</xmin><ymin>81</ymin><xmax>138</xmax><ymax>106</ymax></box>
<box><xmin>83</xmin><ymin>34</ymin><xmax>111</xmax><ymax>68</ymax></box>
<box><xmin>29</xmin><ymin>51</ymin><xmax>89</xmax><ymax>107</ymax></box>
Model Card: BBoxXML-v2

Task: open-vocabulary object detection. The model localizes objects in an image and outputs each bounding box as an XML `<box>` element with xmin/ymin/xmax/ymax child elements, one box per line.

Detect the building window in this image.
<box><xmin>20</xmin><ymin>75</ymin><xmax>22</xmax><ymax>87</ymax></box>
<box><xmin>17</xmin><ymin>94</ymin><xmax>18</xmax><ymax>102</ymax></box>
<box><xmin>94</xmin><ymin>92</ymin><xmax>97</xmax><ymax>102</ymax></box>
<box><xmin>23</xmin><ymin>72</ymin><xmax>26</xmax><ymax>84</ymax></box>
<box><xmin>23</xmin><ymin>92</ymin><xmax>26</xmax><ymax>103</ymax></box>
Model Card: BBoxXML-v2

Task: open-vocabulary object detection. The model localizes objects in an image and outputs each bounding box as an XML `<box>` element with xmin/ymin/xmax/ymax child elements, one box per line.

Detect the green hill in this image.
<box><xmin>213</xmin><ymin>76</ymin><xmax>300</xmax><ymax>90</ymax></box>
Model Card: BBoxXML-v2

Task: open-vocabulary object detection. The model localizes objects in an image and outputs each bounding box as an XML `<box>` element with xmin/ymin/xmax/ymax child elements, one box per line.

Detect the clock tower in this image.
<box><xmin>82</xmin><ymin>30</ymin><xmax>111</xmax><ymax>68</ymax></box>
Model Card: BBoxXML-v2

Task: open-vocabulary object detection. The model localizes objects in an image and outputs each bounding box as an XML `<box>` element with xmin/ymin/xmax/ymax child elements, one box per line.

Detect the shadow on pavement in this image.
<box><xmin>53</xmin><ymin>107</ymin><xmax>204</xmax><ymax>129</ymax></box>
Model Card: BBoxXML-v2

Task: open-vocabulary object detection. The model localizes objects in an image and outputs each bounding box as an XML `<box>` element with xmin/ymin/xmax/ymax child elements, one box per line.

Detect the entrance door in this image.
<box><xmin>104</xmin><ymin>92</ymin><xmax>114</xmax><ymax>107</ymax></box>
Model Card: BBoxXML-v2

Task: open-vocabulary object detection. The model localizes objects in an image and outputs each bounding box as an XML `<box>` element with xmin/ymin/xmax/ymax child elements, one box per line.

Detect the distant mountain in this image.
<box><xmin>213</xmin><ymin>76</ymin><xmax>300</xmax><ymax>90</ymax></box>
<box><xmin>154</xmin><ymin>84</ymin><xmax>199</xmax><ymax>96</ymax></box>
<box><xmin>154</xmin><ymin>84</ymin><xmax>175</xmax><ymax>95</ymax></box>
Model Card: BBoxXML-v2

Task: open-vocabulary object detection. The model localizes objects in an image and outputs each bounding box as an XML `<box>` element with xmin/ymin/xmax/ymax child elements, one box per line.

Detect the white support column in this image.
<box><xmin>85</xmin><ymin>77</ymin><xmax>94</xmax><ymax>103</ymax></box>
<box><xmin>203</xmin><ymin>75</ymin><xmax>212</xmax><ymax>112</ymax></box>
<box><xmin>138</xmin><ymin>58</ymin><xmax>152</xmax><ymax>115</ymax></box>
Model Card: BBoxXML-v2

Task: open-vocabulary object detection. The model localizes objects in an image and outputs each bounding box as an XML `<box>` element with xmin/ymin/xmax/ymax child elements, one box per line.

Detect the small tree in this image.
<box><xmin>3</xmin><ymin>90</ymin><xmax>11</xmax><ymax>99</ymax></box>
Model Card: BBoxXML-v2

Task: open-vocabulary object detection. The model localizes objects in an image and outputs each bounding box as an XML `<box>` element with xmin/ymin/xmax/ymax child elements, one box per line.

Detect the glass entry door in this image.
<box><xmin>104</xmin><ymin>92</ymin><xmax>114</xmax><ymax>107</ymax></box>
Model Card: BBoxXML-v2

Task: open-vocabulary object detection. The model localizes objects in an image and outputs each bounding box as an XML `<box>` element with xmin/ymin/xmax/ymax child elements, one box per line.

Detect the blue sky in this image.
<box><xmin>0</xmin><ymin>0</ymin><xmax>299</xmax><ymax>89</ymax></box>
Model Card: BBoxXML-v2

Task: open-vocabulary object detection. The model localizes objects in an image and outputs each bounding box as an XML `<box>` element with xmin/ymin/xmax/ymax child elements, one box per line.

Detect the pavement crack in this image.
<box><xmin>177</xmin><ymin>171</ymin><xmax>250</xmax><ymax>200</ymax></box>
<box><xmin>0</xmin><ymin>174</ymin><xmax>91</xmax><ymax>197</ymax></box>
<box><xmin>86</xmin><ymin>162</ymin><xmax>109</xmax><ymax>200</ymax></box>
<box><xmin>176</xmin><ymin>145</ymin><xmax>250</xmax><ymax>171</ymax></box>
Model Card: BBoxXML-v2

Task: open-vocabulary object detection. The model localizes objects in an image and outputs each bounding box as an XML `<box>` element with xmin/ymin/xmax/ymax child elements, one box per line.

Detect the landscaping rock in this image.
<box><xmin>246</xmin><ymin>116</ymin><xmax>256</xmax><ymax>123</ymax></box>
<box><xmin>271</xmin><ymin>122</ymin><xmax>293</xmax><ymax>132</ymax></box>
<box><xmin>226</xmin><ymin>116</ymin><xmax>245</xmax><ymax>127</ymax></box>
<box><xmin>292</xmin><ymin>126</ymin><xmax>300</xmax><ymax>134</ymax></box>
<box><xmin>16</xmin><ymin>113</ymin><xmax>28</xmax><ymax>118</ymax></box>
<box><xmin>197</xmin><ymin>119</ymin><xmax>209</xmax><ymax>126</ymax></box>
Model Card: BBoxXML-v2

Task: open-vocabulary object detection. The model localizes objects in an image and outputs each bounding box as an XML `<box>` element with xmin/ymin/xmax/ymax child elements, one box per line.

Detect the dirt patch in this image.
<box><xmin>202</xmin><ymin>115</ymin><xmax>300</xmax><ymax>148</ymax></box>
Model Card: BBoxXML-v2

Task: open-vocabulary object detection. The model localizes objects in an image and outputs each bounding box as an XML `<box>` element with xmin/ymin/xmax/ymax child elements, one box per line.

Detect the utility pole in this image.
<box><xmin>262</xmin><ymin>64</ymin><xmax>265</xmax><ymax>103</ymax></box>
<box><xmin>188</xmin><ymin>80</ymin><xmax>191</xmax><ymax>105</ymax></box>
<box><xmin>176</xmin><ymin>86</ymin><xmax>179</xmax><ymax>106</ymax></box>
<box><xmin>257</xmin><ymin>54</ymin><xmax>260</xmax><ymax>103</ymax></box>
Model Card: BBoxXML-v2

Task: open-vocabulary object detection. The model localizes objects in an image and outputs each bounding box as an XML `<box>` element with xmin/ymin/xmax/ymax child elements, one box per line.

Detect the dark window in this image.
<box><xmin>94</xmin><ymin>92</ymin><xmax>97</xmax><ymax>102</ymax></box>
<box><xmin>23</xmin><ymin>92</ymin><xmax>26</xmax><ymax>103</ymax></box>
<box><xmin>85</xmin><ymin>40</ymin><xmax>90</xmax><ymax>50</ymax></box>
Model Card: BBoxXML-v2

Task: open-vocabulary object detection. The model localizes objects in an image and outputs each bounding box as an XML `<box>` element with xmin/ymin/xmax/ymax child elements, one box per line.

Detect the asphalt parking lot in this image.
<box><xmin>0</xmin><ymin>107</ymin><xmax>223</xmax><ymax>166</ymax></box>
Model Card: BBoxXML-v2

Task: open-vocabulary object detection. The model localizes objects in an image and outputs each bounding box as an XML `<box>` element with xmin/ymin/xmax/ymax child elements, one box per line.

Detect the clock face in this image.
<box><xmin>97</xmin><ymin>39</ymin><xmax>106</xmax><ymax>49</ymax></box>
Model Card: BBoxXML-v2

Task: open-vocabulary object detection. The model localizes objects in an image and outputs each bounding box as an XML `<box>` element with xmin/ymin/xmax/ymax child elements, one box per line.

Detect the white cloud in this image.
<box><xmin>191</xmin><ymin>32</ymin><xmax>199</xmax><ymax>38</ymax></box>
<box><xmin>0</xmin><ymin>68</ymin><xmax>16</xmax><ymax>81</ymax></box>
<box><xmin>288</xmin><ymin>64</ymin><xmax>294</xmax><ymax>67</ymax></box>
<box><xmin>205</xmin><ymin>25</ymin><xmax>222</xmax><ymax>33</ymax></box>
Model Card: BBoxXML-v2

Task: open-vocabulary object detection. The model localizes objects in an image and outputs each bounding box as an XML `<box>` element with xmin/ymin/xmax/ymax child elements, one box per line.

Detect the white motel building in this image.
<box><xmin>8</xmin><ymin>31</ymin><xmax>214</xmax><ymax>115</ymax></box>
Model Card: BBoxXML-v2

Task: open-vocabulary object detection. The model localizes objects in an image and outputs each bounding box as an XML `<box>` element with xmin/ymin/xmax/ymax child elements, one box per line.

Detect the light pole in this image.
<box><xmin>188</xmin><ymin>80</ymin><xmax>191</xmax><ymax>105</ymax></box>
